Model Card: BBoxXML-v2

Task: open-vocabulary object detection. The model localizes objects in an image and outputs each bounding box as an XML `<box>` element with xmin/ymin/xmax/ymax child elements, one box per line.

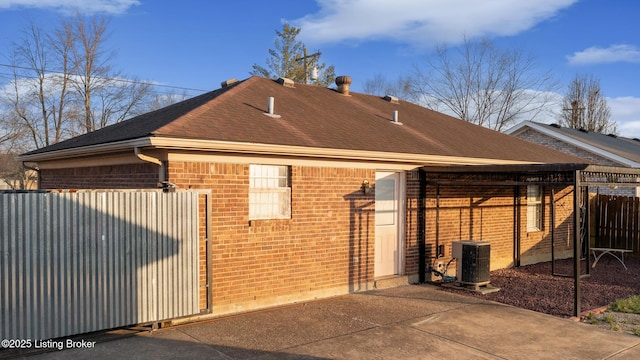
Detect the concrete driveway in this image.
<box><xmin>9</xmin><ymin>284</ymin><xmax>640</xmax><ymax>359</ymax></box>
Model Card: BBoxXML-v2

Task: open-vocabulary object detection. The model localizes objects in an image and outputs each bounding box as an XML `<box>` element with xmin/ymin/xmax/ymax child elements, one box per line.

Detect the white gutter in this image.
<box><xmin>146</xmin><ymin>137</ymin><xmax>542</xmax><ymax>166</ymax></box>
<box><xmin>18</xmin><ymin>136</ymin><xmax>544</xmax><ymax>167</ymax></box>
<box><xmin>134</xmin><ymin>146</ymin><xmax>165</xmax><ymax>182</ymax></box>
<box><xmin>134</xmin><ymin>147</ymin><xmax>162</xmax><ymax>166</ymax></box>
<box><xmin>18</xmin><ymin>138</ymin><xmax>153</xmax><ymax>162</ymax></box>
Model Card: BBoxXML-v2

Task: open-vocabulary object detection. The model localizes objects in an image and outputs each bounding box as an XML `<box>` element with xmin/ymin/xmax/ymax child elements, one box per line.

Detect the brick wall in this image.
<box><xmin>39</xmin><ymin>163</ymin><xmax>159</xmax><ymax>189</ymax></box>
<box><xmin>424</xmin><ymin>184</ymin><xmax>575</xmax><ymax>272</ymax></box>
<box><xmin>167</xmin><ymin>161</ymin><xmax>377</xmax><ymax>316</ymax></box>
<box><xmin>405</xmin><ymin>170</ymin><xmax>423</xmax><ymax>277</ymax></box>
<box><xmin>39</xmin><ymin>159</ymin><xmax>578</xmax><ymax>316</ymax></box>
<box><xmin>197</xmin><ymin>193</ymin><xmax>209</xmax><ymax>310</ymax></box>
<box><xmin>520</xmin><ymin>186</ymin><xmax>574</xmax><ymax>266</ymax></box>
<box><xmin>516</xmin><ymin>128</ymin><xmax>621</xmax><ymax>166</ymax></box>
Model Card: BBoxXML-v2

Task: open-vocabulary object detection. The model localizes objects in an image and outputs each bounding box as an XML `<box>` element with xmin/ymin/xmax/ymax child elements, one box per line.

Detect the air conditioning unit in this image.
<box><xmin>452</xmin><ymin>241</ymin><xmax>490</xmax><ymax>287</ymax></box>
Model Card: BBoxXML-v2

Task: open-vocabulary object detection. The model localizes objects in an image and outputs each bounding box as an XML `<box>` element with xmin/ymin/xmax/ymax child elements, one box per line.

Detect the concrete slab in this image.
<box><xmin>607</xmin><ymin>344</ymin><xmax>640</xmax><ymax>359</ymax></box>
<box><xmin>286</xmin><ymin>324</ymin><xmax>502</xmax><ymax>360</ymax></box>
<box><xmin>409</xmin><ymin>301</ymin><xmax>640</xmax><ymax>360</ymax></box>
<box><xmin>177</xmin><ymin>303</ymin><xmax>373</xmax><ymax>357</ymax></box>
<box><xmin>13</xmin><ymin>284</ymin><xmax>640</xmax><ymax>360</ymax></box>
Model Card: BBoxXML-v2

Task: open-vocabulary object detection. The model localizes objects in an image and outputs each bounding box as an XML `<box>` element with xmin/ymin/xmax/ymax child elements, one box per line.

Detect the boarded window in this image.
<box><xmin>249</xmin><ymin>164</ymin><xmax>291</xmax><ymax>220</ymax></box>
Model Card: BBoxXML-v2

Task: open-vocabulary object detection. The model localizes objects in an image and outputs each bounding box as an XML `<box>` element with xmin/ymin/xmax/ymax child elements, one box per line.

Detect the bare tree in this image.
<box><xmin>0</xmin><ymin>113</ymin><xmax>32</xmax><ymax>189</ymax></box>
<box><xmin>559</xmin><ymin>74</ymin><xmax>615</xmax><ymax>134</ymax></box>
<box><xmin>0</xmin><ymin>14</ymin><xmax>152</xmax><ymax>151</ymax></box>
<box><xmin>363</xmin><ymin>73</ymin><xmax>415</xmax><ymax>101</ymax></box>
<box><xmin>64</xmin><ymin>14</ymin><xmax>151</xmax><ymax>134</ymax></box>
<box><xmin>412</xmin><ymin>38</ymin><xmax>558</xmax><ymax>131</ymax></box>
<box><xmin>251</xmin><ymin>23</ymin><xmax>336</xmax><ymax>87</ymax></box>
<box><xmin>2</xmin><ymin>23</ymin><xmax>71</xmax><ymax>149</ymax></box>
<box><xmin>141</xmin><ymin>92</ymin><xmax>190</xmax><ymax>113</ymax></box>
<box><xmin>0</xmin><ymin>153</ymin><xmax>34</xmax><ymax>190</ymax></box>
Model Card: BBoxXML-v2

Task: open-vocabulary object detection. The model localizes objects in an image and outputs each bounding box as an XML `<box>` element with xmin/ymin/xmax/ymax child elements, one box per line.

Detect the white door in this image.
<box><xmin>375</xmin><ymin>171</ymin><xmax>401</xmax><ymax>277</ymax></box>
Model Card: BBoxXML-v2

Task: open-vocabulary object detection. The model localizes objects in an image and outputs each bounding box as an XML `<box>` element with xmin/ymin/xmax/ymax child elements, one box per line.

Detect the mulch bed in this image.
<box><xmin>438</xmin><ymin>254</ymin><xmax>640</xmax><ymax>318</ymax></box>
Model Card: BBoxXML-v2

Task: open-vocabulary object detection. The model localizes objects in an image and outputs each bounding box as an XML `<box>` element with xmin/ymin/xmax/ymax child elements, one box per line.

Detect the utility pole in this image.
<box><xmin>572</xmin><ymin>100</ymin><xmax>585</xmax><ymax>129</ymax></box>
<box><xmin>563</xmin><ymin>100</ymin><xmax>585</xmax><ymax>129</ymax></box>
<box><xmin>295</xmin><ymin>47</ymin><xmax>321</xmax><ymax>84</ymax></box>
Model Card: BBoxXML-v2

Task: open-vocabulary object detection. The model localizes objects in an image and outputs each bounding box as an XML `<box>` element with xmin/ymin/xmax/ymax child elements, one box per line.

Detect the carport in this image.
<box><xmin>417</xmin><ymin>163</ymin><xmax>640</xmax><ymax>317</ymax></box>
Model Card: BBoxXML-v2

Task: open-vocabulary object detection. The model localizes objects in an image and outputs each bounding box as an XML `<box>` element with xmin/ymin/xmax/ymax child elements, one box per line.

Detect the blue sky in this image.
<box><xmin>1</xmin><ymin>0</ymin><xmax>640</xmax><ymax>137</ymax></box>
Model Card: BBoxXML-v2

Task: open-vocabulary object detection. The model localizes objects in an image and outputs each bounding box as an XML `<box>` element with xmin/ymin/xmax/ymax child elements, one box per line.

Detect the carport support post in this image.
<box><xmin>418</xmin><ymin>169</ymin><xmax>426</xmax><ymax>283</ymax></box>
<box><xmin>551</xmin><ymin>187</ymin><xmax>556</xmax><ymax>274</ymax></box>
<box><xmin>573</xmin><ymin>171</ymin><xmax>581</xmax><ymax>318</ymax></box>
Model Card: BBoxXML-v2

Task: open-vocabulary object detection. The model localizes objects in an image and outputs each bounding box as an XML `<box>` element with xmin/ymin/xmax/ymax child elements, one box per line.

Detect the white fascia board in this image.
<box><xmin>18</xmin><ymin>138</ymin><xmax>154</xmax><ymax>162</ymax></box>
<box><xmin>19</xmin><ymin>135</ymin><xmax>543</xmax><ymax>167</ymax></box>
<box><xmin>504</xmin><ymin>121</ymin><xmax>535</xmax><ymax>135</ymax></box>
<box><xmin>505</xmin><ymin>121</ymin><xmax>640</xmax><ymax>168</ymax></box>
<box><xmin>147</xmin><ymin>137</ymin><xmax>541</xmax><ymax>166</ymax></box>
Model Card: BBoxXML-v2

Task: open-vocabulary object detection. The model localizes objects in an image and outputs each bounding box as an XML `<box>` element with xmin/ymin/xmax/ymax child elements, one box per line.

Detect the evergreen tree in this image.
<box><xmin>251</xmin><ymin>23</ymin><xmax>335</xmax><ymax>87</ymax></box>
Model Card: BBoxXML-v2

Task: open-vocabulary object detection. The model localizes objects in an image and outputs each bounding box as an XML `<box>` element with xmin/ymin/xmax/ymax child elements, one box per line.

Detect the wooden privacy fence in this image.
<box><xmin>595</xmin><ymin>194</ymin><xmax>640</xmax><ymax>252</ymax></box>
<box><xmin>0</xmin><ymin>190</ymin><xmax>200</xmax><ymax>340</ymax></box>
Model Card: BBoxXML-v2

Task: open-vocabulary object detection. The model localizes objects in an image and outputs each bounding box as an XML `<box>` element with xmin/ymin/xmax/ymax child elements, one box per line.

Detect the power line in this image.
<box><xmin>0</xmin><ymin>72</ymin><xmax>200</xmax><ymax>101</ymax></box>
<box><xmin>0</xmin><ymin>62</ymin><xmax>210</xmax><ymax>94</ymax></box>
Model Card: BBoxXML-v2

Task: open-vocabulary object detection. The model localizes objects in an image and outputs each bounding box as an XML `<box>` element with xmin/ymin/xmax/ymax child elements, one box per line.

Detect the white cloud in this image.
<box><xmin>567</xmin><ymin>44</ymin><xmax>640</xmax><ymax>65</ymax></box>
<box><xmin>609</xmin><ymin>96</ymin><xmax>640</xmax><ymax>138</ymax></box>
<box><xmin>0</xmin><ymin>0</ymin><xmax>140</xmax><ymax>15</ymax></box>
<box><xmin>292</xmin><ymin>0</ymin><xmax>577</xmax><ymax>46</ymax></box>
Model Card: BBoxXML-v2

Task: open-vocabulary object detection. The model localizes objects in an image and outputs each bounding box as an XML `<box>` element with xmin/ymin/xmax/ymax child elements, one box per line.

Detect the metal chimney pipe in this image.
<box><xmin>268</xmin><ymin>97</ymin><xmax>275</xmax><ymax>115</ymax></box>
<box><xmin>393</xmin><ymin>110</ymin><xmax>399</xmax><ymax>123</ymax></box>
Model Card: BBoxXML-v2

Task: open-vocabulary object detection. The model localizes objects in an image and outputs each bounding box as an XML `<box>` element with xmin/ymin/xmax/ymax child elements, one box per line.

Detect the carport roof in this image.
<box><xmin>422</xmin><ymin>163</ymin><xmax>640</xmax><ymax>186</ymax></box>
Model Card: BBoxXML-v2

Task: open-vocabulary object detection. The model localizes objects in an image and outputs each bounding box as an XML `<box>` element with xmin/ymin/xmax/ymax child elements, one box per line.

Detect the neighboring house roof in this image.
<box><xmin>21</xmin><ymin>77</ymin><xmax>583</xmax><ymax>166</ymax></box>
<box><xmin>506</xmin><ymin>121</ymin><xmax>640</xmax><ymax>167</ymax></box>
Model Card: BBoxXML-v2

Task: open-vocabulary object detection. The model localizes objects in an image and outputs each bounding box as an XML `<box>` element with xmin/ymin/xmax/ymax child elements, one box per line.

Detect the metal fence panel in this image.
<box><xmin>595</xmin><ymin>194</ymin><xmax>640</xmax><ymax>252</ymax></box>
<box><xmin>0</xmin><ymin>191</ymin><xmax>199</xmax><ymax>340</ymax></box>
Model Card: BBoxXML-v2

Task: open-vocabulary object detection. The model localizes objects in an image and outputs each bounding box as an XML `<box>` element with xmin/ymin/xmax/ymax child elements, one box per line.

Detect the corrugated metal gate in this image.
<box><xmin>0</xmin><ymin>190</ymin><xmax>201</xmax><ymax>340</ymax></box>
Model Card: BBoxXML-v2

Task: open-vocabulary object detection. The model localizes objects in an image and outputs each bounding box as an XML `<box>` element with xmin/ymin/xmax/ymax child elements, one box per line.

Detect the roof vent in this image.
<box><xmin>221</xmin><ymin>78</ymin><xmax>239</xmax><ymax>88</ymax></box>
<box><xmin>550</xmin><ymin>123</ymin><xmax>561</xmax><ymax>128</ymax></box>
<box><xmin>335</xmin><ymin>76</ymin><xmax>352</xmax><ymax>96</ymax></box>
<box><xmin>578</xmin><ymin>127</ymin><xmax>588</xmax><ymax>133</ymax></box>
<box><xmin>277</xmin><ymin>77</ymin><xmax>295</xmax><ymax>88</ymax></box>
<box><xmin>392</xmin><ymin>110</ymin><xmax>402</xmax><ymax>125</ymax></box>
<box><xmin>634</xmin><ymin>138</ymin><xmax>640</xmax><ymax>142</ymax></box>
<box><xmin>607</xmin><ymin>133</ymin><xmax>618</xmax><ymax>138</ymax></box>
<box><xmin>384</xmin><ymin>95</ymin><xmax>399</xmax><ymax>104</ymax></box>
<box><xmin>263</xmin><ymin>96</ymin><xmax>281</xmax><ymax>118</ymax></box>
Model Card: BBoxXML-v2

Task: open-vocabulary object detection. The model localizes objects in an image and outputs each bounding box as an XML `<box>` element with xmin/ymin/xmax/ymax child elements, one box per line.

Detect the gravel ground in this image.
<box><xmin>438</xmin><ymin>255</ymin><xmax>640</xmax><ymax>319</ymax></box>
<box><xmin>582</xmin><ymin>311</ymin><xmax>640</xmax><ymax>336</ymax></box>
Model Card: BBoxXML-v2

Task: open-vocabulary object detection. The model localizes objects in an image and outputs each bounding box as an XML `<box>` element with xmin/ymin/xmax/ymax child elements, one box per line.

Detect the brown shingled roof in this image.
<box><xmin>23</xmin><ymin>76</ymin><xmax>583</xmax><ymax>164</ymax></box>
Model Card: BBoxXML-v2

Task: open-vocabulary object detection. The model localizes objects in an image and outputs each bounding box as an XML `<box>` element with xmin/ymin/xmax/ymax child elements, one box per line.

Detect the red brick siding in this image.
<box><xmin>425</xmin><ymin>184</ymin><xmax>574</xmax><ymax>271</ymax></box>
<box><xmin>405</xmin><ymin>170</ymin><xmax>422</xmax><ymax>276</ymax></box>
<box><xmin>40</xmin><ymin>160</ymin><xmax>577</xmax><ymax>314</ymax></box>
<box><xmin>520</xmin><ymin>186</ymin><xmax>574</xmax><ymax>266</ymax></box>
<box><xmin>198</xmin><ymin>193</ymin><xmax>209</xmax><ymax>309</ymax></box>
<box><xmin>39</xmin><ymin>163</ymin><xmax>159</xmax><ymax>189</ymax></box>
<box><xmin>167</xmin><ymin>162</ymin><xmax>377</xmax><ymax>314</ymax></box>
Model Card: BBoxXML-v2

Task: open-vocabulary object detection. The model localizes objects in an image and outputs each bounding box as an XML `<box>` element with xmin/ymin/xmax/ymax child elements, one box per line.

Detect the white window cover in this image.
<box><xmin>249</xmin><ymin>164</ymin><xmax>291</xmax><ymax>220</ymax></box>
